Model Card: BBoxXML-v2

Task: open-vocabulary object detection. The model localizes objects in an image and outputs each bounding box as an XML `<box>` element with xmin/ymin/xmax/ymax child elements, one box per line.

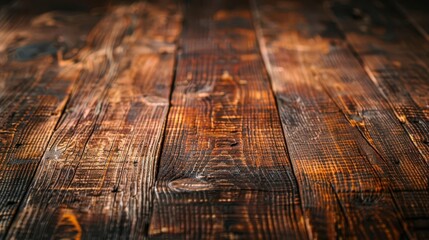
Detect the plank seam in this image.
<box><xmin>249</xmin><ymin>0</ymin><xmax>311</xmax><ymax>239</ymax></box>
<box><xmin>2</xmin><ymin>69</ymin><xmax>76</xmax><ymax>240</ymax></box>
<box><xmin>322</xmin><ymin>0</ymin><xmax>429</xmax><ymax>167</ymax></box>
<box><xmin>145</xmin><ymin>3</ymin><xmax>183</xmax><ymax>237</ymax></box>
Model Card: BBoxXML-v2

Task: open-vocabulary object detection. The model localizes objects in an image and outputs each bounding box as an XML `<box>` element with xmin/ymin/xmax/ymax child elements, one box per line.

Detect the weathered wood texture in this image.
<box><xmin>328</xmin><ymin>0</ymin><xmax>429</xmax><ymax>237</ymax></box>
<box><xmin>329</xmin><ymin>0</ymin><xmax>429</xmax><ymax>165</ymax></box>
<box><xmin>0</xmin><ymin>0</ymin><xmax>428</xmax><ymax>239</ymax></box>
<box><xmin>0</xmin><ymin>8</ymin><xmax>100</xmax><ymax>238</ymax></box>
<box><xmin>4</xmin><ymin>1</ymin><xmax>181</xmax><ymax>239</ymax></box>
<box><xmin>149</xmin><ymin>0</ymin><xmax>307</xmax><ymax>238</ymax></box>
<box><xmin>253</xmin><ymin>0</ymin><xmax>428</xmax><ymax>238</ymax></box>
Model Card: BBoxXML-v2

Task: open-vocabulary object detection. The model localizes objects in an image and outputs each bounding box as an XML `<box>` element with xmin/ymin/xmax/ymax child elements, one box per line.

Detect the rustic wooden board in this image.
<box><xmin>5</xmin><ymin>1</ymin><xmax>181</xmax><ymax>239</ymax></box>
<box><xmin>0</xmin><ymin>0</ymin><xmax>428</xmax><ymax>238</ymax></box>
<box><xmin>256</xmin><ymin>0</ymin><xmax>428</xmax><ymax>191</ymax></box>
<box><xmin>329</xmin><ymin>0</ymin><xmax>429</xmax><ymax>167</ymax></box>
<box><xmin>0</xmin><ymin>8</ymin><xmax>100</xmax><ymax>238</ymax></box>
<box><xmin>148</xmin><ymin>0</ymin><xmax>308</xmax><ymax>238</ymax></box>
<box><xmin>328</xmin><ymin>0</ymin><xmax>429</xmax><ymax>238</ymax></box>
<box><xmin>253</xmin><ymin>0</ymin><xmax>427</xmax><ymax>238</ymax></box>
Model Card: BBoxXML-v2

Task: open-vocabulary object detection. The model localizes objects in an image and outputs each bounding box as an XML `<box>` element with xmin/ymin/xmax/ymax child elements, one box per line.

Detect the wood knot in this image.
<box><xmin>142</xmin><ymin>95</ymin><xmax>169</xmax><ymax>106</ymax></box>
<box><xmin>168</xmin><ymin>178</ymin><xmax>213</xmax><ymax>192</ymax></box>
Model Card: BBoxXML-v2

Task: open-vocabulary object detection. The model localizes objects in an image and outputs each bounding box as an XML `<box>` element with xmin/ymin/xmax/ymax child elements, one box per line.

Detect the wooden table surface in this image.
<box><xmin>0</xmin><ymin>0</ymin><xmax>428</xmax><ymax>239</ymax></box>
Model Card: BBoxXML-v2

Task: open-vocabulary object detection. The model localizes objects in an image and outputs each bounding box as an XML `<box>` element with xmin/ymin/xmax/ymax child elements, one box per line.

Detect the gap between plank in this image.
<box><xmin>249</xmin><ymin>0</ymin><xmax>312</xmax><ymax>239</ymax></box>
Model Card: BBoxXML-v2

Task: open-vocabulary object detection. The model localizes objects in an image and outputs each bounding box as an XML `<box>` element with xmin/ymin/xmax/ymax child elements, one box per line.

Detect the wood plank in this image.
<box><xmin>392</xmin><ymin>190</ymin><xmax>429</xmax><ymax>239</ymax></box>
<box><xmin>148</xmin><ymin>0</ymin><xmax>308</xmax><ymax>238</ymax></box>
<box><xmin>5</xmin><ymin>1</ymin><xmax>182</xmax><ymax>239</ymax></box>
<box><xmin>299</xmin><ymin>4</ymin><xmax>426</xmax><ymax>188</ymax></box>
<box><xmin>0</xmin><ymin>8</ymin><xmax>100</xmax><ymax>237</ymax></box>
<box><xmin>253</xmin><ymin>0</ymin><xmax>424</xmax><ymax>238</ymax></box>
<box><xmin>394</xmin><ymin>0</ymin><xmax>429</xmax><ymax>41</ymax></box>
<box><xmin>329</xmin><ymin>0</ymin><xmax>429</xmax><ymax>165</ymax></box>
<box><xmin>328</xmin><ymin>1</ymin><xmax>429</xmax><ymax>237</ymax></box>
<box><xmin>255</xmin><ymin>0</ymin><xmax>428</xmax><ymax>191</ymax></box>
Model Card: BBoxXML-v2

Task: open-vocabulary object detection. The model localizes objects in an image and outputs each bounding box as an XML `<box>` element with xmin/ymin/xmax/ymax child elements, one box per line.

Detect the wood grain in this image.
<box><xmin>253</xmin><ymin>0</ymin><xmax>427</xmax><ymax>238</ymax></box>
<box><xmin>253</xmin><ymin>0</ymin><xmax>428</xmax><ymax>191</ymax></box>
<box><xmin>0</xmin><ymin>0</ymin><xmax>428</xmax><ymax>238</ymax></box>
<box><xmin>329</xmin><ymin>0</ymin><xmax>429</xmax><ymax>166</ymax></box>
<box><xmin>5</xmin><ymin>1</ymin><xmax>181</xmax><ymax>239</ymax></box>
<box><xmin>327</xmin><ymin>0</ymin><xmax>429</xmax><ymax>237</ymax></box>
<box><xmin>148</xmin><ymin>0</ymin><xmax>308</xmax><ymax>238</ymax></box>
<box><xmin>0</xmin><ymin>8</ymin><xmax>100</xmax><ymax>238</ymax></box>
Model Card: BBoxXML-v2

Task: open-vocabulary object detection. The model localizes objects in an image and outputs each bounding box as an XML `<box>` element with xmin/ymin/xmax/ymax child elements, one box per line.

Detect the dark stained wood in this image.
<box><xmin>253</xmin><ymin>0</ymin><xmax>428</xmax><ymax>238</ymax></box>
<box><xmin>328</xmin><ymin>0</ymin><xmax>429</xmax><ymax>238</ymax></box>
<box><xmin>0</xmin><ymin>0</ymin><xmax>428</xmax><ymax>238</ymax></box>
<box><xmin>394</xmin><ymin>0</ymin><xmax>429</xmax><ymax>41</ymax></box>
<box><xmin>148</xmin><ymin>0</ymin><xmax>308</xmax><ymax>238</ymax></box>
<box><xmin>329</xmin><ymin>0</ymin><xmax>429</xmax><ymax>166</ymax></box>
<box><xmin>0</xmin><ymin>8</ymin><xmax>100</xmax><ymax>238</ymax></box>
<box><xmin>4</xmin><ymin>1</ymin><xmax>181</xmax><ymax>239</ymax></box>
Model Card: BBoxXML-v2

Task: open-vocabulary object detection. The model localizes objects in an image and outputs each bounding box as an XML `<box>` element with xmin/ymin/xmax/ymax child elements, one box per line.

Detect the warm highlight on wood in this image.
<box><xmin>0</xmin><ymin>0</ymin><xmax>427</xmax><ymax>239</ymax></box>
<box><xmin>149</xmin><ymin>0</ymin><xmax>306</xmax><ymax>238</ymax></box>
